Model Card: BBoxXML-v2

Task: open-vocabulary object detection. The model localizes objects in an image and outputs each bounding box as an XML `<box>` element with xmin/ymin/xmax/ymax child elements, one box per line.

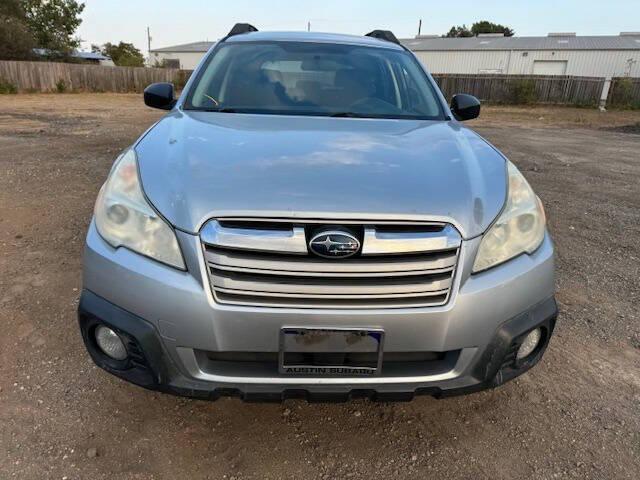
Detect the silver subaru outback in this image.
<box><xmin>78</xmin><ymin>25</ymin><xmax>556</xmax><ymax>401</ymax></box>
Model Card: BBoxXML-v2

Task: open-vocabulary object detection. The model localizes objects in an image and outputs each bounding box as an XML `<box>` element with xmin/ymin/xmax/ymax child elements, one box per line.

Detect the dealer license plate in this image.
<box><xmin>279</xmin><ymin>327</ymin><xmax>384</xmax><ymax>376</ymax></box>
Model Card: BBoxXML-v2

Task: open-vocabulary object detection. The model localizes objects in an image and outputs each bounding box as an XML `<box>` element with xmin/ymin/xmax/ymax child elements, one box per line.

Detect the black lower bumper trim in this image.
<box><xmin>78</xmin><ymin>290</ymin><xmax>172</xmax><ymax>388</ymax></box>
<box><xmin>78</xmin><ymin>290</ymin><xmax>557</xmax><ymax>402</ymax></box>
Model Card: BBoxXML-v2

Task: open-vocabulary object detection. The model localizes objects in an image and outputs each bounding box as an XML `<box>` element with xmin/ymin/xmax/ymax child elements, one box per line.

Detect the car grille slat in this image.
<box><xmin>213</xmin><ymin>291</ymin><xmax>451</xmax><ymax>309</ymax></box>
<box><xmin>211</xmin><ymin>269</ymin><xmax>453</xmax><ymax>295</ymax></box>
<box><xmin>215</xmin><ymin>287</ymin><xmax>450</xmax><ymax>300</ymax></box>
<box><xmin>204</xmin><ymin>248</ymin><xmax>458</xmax><ymax>276</ymax></box>
<box><xmin>209</xmin><ymin>262</ymin><xmax>455</xmax><ymax>278</ymax></box>
<box><xmin>201</xmin><ymin>219</ymin><xmax>460</xmax><ymax>309</ymax></box>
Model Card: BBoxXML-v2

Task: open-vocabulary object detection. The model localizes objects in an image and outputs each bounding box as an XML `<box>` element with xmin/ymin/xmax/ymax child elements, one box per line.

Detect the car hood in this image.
<box><xmin>135</xmin><ymin>111</ymin><xmax>506</xmax><ymax>238</ymax></box>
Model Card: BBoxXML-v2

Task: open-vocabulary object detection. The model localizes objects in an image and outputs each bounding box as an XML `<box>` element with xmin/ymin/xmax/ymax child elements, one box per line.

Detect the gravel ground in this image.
<box><xmin>0</xmin><ymin>94</ymin><xmax>639</xmax><ymax>479</ymax></box>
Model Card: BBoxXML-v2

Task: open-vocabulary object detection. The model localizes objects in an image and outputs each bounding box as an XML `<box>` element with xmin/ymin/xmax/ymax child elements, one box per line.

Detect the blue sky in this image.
<box><xmin>77</xmin><ymin>0</ymin><xmax>640</xmax><ymax>54</ymax></box>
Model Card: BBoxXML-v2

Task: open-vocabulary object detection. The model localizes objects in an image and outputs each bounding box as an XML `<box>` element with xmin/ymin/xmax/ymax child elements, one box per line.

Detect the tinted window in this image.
<box><xmin>186</xmin><ymin>41</ymin><xmax>444</xmax><ymax>120</ymax></box>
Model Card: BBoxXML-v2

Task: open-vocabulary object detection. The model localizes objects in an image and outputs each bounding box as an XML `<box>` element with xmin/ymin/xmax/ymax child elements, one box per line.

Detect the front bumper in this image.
<box><xmin>78</xmin><ymin>221</ymin><xmax>557</xmax><ymax>401</ymax></box>
<box><xmin>79</xmin><ymin>289</ymin><xmax>556</xmax><ymax>401</ymax></box>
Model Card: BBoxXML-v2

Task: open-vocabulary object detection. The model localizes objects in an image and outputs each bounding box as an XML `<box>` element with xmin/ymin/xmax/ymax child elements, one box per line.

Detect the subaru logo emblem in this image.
<box><xmin>309</xmin><ymin>231</ymin><xmax>360</xmax><ymax>259</ymax></box>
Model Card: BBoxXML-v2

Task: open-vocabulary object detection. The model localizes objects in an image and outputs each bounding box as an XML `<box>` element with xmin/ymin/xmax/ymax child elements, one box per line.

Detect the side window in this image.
<box><xmin>400</xmin><ymin>66</ymin><xmax>422</xmax><ymax>111</ymax></box>
<box><xmin>377</xmin><ymin>60</ymin><xmax>399</xmax><ymax>107</ymax></box>
<box><xmin>397</xmin><ymin>61</ymin><xmax>440</xmax><ymax>117</ymax></box>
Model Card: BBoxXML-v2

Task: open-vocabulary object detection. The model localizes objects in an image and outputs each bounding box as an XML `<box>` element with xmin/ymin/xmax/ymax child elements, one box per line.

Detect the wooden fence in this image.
<box><xmin>0</xmin><ymin>60</ymin><xmax>189</xmax><ymax>93</ymax></box>
<box><xmin>606</xmin><ymin>77</ymin><xmax>640</xmax><ymax>108</ymax></box>
<box><xmin>432</xmin><ymin>74</ymin><xmax>605</xmax><ymax>106</ymax></box>
<box><xmin>2</xmin><ymin>60</ymin><xmax>639</xmax><ymax>108</ymax></box>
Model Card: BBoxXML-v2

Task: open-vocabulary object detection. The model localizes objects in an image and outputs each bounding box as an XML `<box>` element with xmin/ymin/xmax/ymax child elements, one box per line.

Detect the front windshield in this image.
<box><xmin>185</xmin><ymin>41</ymin><xmax>445</xmax><ymax>120</ymax></box>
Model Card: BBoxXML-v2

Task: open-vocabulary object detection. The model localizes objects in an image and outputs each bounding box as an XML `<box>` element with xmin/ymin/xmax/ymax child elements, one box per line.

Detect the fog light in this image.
<box><xmin>516</xmin><ymin>328</ymin><xmax>542</xmax><ymax>361</ymax></box>
<box><xmin>95</xmin><ymin>325</ymin><xmax>128</xmax><ymax>360</ymax></box>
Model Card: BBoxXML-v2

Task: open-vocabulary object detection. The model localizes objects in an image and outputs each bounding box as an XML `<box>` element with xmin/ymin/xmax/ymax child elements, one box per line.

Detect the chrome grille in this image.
<box><xmin>201</xmin><ymin>219</ymin><xmax>461</xmax><ymax>309</ymax></box>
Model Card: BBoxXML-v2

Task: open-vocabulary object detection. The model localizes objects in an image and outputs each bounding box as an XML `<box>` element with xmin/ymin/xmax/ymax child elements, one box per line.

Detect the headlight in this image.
<box><xmin>472</xmin><ymin>161</ymin><xmax>546</xmax><ymax>273</ymax></box>
<box><xmin>94</xmin><ymin>149</ymin><xmax>185</xmax><ymax>269</ymax></box>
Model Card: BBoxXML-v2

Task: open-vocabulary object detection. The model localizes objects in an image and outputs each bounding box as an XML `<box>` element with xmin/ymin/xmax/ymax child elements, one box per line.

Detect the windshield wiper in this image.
<box><xmin>329</xmin><ymin>112</ymin><xmax>370</xmax><ymax>118</ymax></box>
<box><xmin>189</xmin><ymin>107</ymin><xmax>239</xmax><ymax>113</ymax></box>
<box><xmin>189</xmin><ymin>108</ymin><xmax>390</xmax><ymax>117</ymax></box>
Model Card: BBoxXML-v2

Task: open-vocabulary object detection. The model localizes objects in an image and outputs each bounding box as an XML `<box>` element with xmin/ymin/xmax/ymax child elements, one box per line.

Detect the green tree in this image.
<box><xmin>471</xmin><ymin>21</ymin><xmax>515</xmax><ymax>37</ymax></box>
<box><xmin>23</xmin><ymin>0</ymin><xmax>85</xmax><ymax>55</ymax></box>
<box><xmin>99</xmin><ymin>42</ymin><xmax>145</xmax><ymax>67</ymax></box>
<box><xmin>444</xmin><ymin>21</ymin><xmax>515</xmax><ymax>38</ymax></box>
<box><xmin>0</xmin><ymin>0</ymin><xmax>35</xmax><ymax>60</ymax></box>
<box><xmin>1</xmin><ymin>0</ymin><xmax>26</xmax><ymax>17</ymax></box>
<box><xmin>444</xmin><ymin>25</ymin><xmax>473</xmax><ymax>38</ymax></box>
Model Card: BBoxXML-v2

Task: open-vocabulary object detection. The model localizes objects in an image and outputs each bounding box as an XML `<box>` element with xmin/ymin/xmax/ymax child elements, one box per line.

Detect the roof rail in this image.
<box><xmin>365</xmin><ymin>30</ymin><xmax>400</xmax><ymax>45</ymax></box>
<box><xmin>227</xmin><ymin>23</ymin><xmax>258</xmax><ymax>37</ymax></box>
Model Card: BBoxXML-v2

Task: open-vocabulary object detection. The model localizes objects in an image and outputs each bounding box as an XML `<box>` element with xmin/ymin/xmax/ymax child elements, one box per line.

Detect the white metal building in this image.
<box><xmin>150</xmin><ymin>32</ymin><xmax>640</xmax><ymax>77</ymax></box>
<box><xmin>149</xmin><ymin>41</ymin><xmax>213</xmax><ymax>69</ymax></box>
<box><xmin>401</xmin><ymin>33</ymin><xmax>640</xmax><ymax>77</ymax></box>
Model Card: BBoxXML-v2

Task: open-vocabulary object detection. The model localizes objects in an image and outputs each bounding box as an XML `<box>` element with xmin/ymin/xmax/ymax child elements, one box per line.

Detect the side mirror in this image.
<box><xmin>144</xmin><ymin>83</ymin><xmax>176</xmax><ymax>110</ymax></box>
<box><xmin>450</xmin><ymin>94</ymin><xmax>480</xmax><ymax>121</ymax></box>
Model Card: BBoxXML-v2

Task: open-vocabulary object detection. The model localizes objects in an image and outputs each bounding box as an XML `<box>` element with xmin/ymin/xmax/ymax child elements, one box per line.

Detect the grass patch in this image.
<box><xmin>0</xmin><ymin>78</ymin><xmax>18</xmax><ymax>94</ymax></box>
<box><xmin>509</xmin><ymin>79</ymin><xmax>537</xmax><ymax>105</ymax></box>
<box><xmin>55</xmin><ymin>79</ymin><xmax>67</xmax><ymax>93</ymax></box>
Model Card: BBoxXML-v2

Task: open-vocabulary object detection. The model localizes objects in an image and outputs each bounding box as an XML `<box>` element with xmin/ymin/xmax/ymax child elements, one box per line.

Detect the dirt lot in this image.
<box><xmin>1</xmin><ymin>94</ymin><xmax>639</xmax><ymax>480</ymax></box>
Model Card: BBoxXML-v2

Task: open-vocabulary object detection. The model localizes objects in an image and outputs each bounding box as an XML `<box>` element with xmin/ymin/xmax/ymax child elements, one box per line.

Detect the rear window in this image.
<box><xmin>185</xmin><ymin>41</ymin><xmax>445</xmax><ymax>120</ymax></box>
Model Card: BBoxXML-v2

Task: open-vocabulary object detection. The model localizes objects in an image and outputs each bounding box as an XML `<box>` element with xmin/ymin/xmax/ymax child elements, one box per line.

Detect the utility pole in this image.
<box><xmin>418</xmin><ymin>19</ymin><xmax>422</xmax><ymax>36</ymax></box>
<box><xmin>147</xmin><ymin>26</ymin><xmax>152</xmax><ymax>56</ymax></box>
